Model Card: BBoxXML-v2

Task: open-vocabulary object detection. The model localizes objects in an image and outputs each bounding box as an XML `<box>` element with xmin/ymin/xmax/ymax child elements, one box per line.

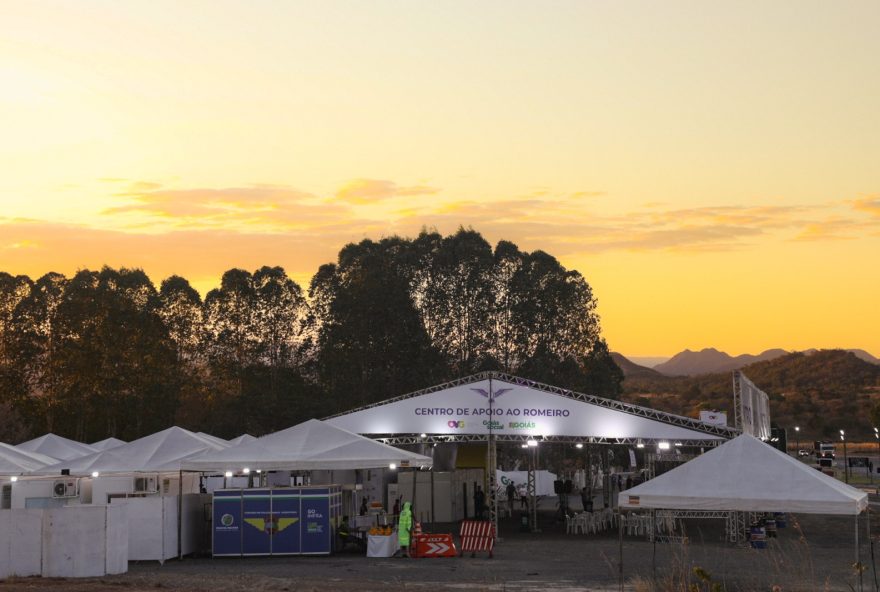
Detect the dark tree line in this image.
<box><xmin>0</xmin><ymin>229</ymin><xmax>621</xmax><ymax>443</ymax></box>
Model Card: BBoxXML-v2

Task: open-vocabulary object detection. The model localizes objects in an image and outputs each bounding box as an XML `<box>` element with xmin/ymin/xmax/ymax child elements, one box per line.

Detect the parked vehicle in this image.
<box><xmin>813</xmin><ymin>441</ymin><xmax>836</xmax><ymax>459</ymax></box>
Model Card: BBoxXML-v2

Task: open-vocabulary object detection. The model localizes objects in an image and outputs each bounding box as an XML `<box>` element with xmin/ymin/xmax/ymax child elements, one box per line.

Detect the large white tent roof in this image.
<box><xmin>90</xmin><ymin>437</ymin><xmax>127</xmax><ymax>451</ymax></box>
<box><xmin>227</xmin><ymin>434</ymin><xmax>257</xmax><ymax>446</ymax></box>
<box><xmin>182</xmin><ymin>419</ymin><xmax>433</xmax><ymax>472</ymax></box>
<box><xmin>35</xmin><ymin>427</ymin><xmax>230</xmax><ymax>475</ymax></box>
<box><xmin>15</xmin><ymin>433</ymin><xmax>98</xmax><ymax>461</ymax></box>
<box><xmin>618</xmin><ymin>434</ymin><xmax>868</xmax><ymax>515</ymax></box>
<box><xmin>0</xmin><ymin>442</ymin><xmax>58</xmax><ymax>474</ymax></box>
<box><xmin>326</xmin><ymin>372</ymin><xmax>736</xmax><ymax>444</ymax></box>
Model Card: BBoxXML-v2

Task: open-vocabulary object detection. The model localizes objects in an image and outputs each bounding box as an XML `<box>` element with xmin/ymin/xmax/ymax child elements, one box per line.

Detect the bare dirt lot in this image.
<box><xmin>2</xmin><ymin>507</ymin><xmax>876</xmax><ymax>592</ymax></box>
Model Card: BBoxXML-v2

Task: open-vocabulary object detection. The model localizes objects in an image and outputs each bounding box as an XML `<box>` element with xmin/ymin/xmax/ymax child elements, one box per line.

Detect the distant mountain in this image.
<box><xmin>610</xmin><ymin>352</ymin><xmax>664</xmax><ymax>379</ymax></box>
<box><xmin>803</xmin><ymin>348</ymin><xmax>880</xmax><ymax>365</ymax></box>
<box><xmin>622</xmin><ymin>349</ymin><xmax>880</xmax><ymax>440</ymax></box>
<box><xmin>654</xmin><ymin>348</ymin><xmax>788</xmax><ymax>376</ymax></box>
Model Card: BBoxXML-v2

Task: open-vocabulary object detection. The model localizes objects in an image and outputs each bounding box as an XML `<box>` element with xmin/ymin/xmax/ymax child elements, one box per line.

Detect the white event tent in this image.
<box><xmin>0</xmin><ymin>442</ymin><xmax>58</xmax><ymax>474</ymax></box>
<box><xmin>182</xmin><ymin>419</ymin><xmax>433</xmax><ymax>472</ymax></box>
<box><xmin>36</xmin><ymin>426</ymin><xmax>230</xmax><ymax>475</ymax></box>
<box><xmin>616</xmin><ymin>434</ymin><xmax>870</xmax><ymax>590</ymax></box>
<box><xmin>227</xmin><ymin>434</ymin><xmax>257</xmax><ymax>446</ymax></box>
<box><xmin>16</xmin><ymin>434</ymin><xmax>99</xmax><ymax>462</ymax></box>
<box><xmin>90</xmin><ymin>437</ymin><xmax>127</xmax><ymax>451</ymax></box>
<box><xmin>618</xmin><ymin>434</ymin><xmax>868</xmax><ymax>515</ymax></box>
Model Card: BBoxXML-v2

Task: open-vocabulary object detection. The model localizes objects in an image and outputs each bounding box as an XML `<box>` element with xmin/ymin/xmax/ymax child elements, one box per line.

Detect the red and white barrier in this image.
<box><xmin>459</xmin><ymin>520</ymin><xmax>495</xmax><ymax>558</ymax></box>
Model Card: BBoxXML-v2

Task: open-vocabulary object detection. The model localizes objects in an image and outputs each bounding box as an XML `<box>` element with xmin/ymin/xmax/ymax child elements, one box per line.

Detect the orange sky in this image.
<box><xmin>1</xmin><ymin>2</ymin><xmax>879</xmax><ymax>357</ymax></box>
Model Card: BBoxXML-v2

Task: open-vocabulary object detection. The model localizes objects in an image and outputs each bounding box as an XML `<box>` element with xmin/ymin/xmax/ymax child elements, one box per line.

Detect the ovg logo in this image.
<box><xmin>448</xmin><ymin>420</ymin><xmax>465</xmax><ymax>429</ymax></box>
<box><xmin>221</xmin><ymin>513</ymin><xmax>234</xmax><ymax>527</ymax></box>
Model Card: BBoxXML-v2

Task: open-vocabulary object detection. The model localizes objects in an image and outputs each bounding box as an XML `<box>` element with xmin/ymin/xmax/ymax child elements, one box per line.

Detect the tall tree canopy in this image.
<box><xmin>0</xmin><ymin>229</ymin><xmax>618</xmax><ymax>442</ymax></box>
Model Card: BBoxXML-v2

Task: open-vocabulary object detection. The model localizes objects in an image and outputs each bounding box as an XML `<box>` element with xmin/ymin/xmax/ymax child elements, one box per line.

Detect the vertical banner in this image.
<box><xmin>212</xmin><ymin>490</ymin><xmax>242</xmax><ymax>556</ymax></box>
<box><xmin>242</xmin><ymin>489</ymin><xmax>272</xmax><ymax>556</ymax></box>
<box><xmin>629</xmin><ymin>449</ymin><xmax>637</xmax><ymax>468</ymax></box>
<box><xmin>271</xmin><ymin>488</ymin><xmax>301</xmax><ymax>555</ymax></box>
<box><xmin>300</xmin><ymin>488</ymin><xmax>331</xmax><ymax>555</ymax></box>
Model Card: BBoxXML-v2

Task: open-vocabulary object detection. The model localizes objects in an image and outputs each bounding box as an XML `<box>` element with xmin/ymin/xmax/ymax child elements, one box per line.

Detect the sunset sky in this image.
<box><xmin>2</xmin><ymin>1</ymin><xmax>878</xmax><ymax>358</ymax></box>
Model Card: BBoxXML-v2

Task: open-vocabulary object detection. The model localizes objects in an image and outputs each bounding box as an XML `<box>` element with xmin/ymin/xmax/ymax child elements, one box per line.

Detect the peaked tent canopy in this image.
<box><xmin>182</xmin><ymin>419</ymin><xmax>433</xmax><ymax>472</ymax></box>
<box><xmin>16</xmin><ymin>433</ymin><xmax>99</xmax><ymax>461</ymax></box>
<box><xmin>90</xmin><ymin>437</ymin><xmax>127</xmax><ymax>451</ymax></box>
<box><xmin>196</xmin><ymin>432</ymin><xmax>234</xmax><ymax>447</ymax></box>
<box><xmin>0</xmin><ymin>442</ymin><xmax>58</xmax><ymax>474</ymax></box>
<box><xmin>227</xmin><ymin>434</ymin><xmax>257</xmax><ymax>446</ymax></box>
<box><xmin>325</xmin><ymin>372</ymin><xmax>736</xmax><ymax>444</ymax></box>
<box><xmin>618</xmin><ymin>434</ymin><xmax>868</xmax><ymax>515</ymax></box>
<box><xmin>35</xmin><ymin>427</ymin><xmax>230</xmax><ymax>475</ymax></box>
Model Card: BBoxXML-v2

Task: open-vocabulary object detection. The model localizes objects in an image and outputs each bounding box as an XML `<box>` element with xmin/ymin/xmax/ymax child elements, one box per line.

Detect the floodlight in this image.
<box><xmin>10</xmin><ymin>476</ymin><xmax>18</xmax><ymax>482</ymax></box>
<box><xmin>420</xmin><ymin>433</ymin><xmax>427</xmax><ymax>439</ymax></box>
<box><xmin>521</xmin><ymin>444</ymin><xmax>528</xmax><ymax>448</ymax></box>
<box><xmin>389</xmin><ymin>463</ymin><xmax>397</xmax><ymax>470</ymax></box>
<box><xmin>636</xmin><ymin>443</ymin><xmax>645</xmax><ymax>449</ymax></box>
<box><xmin>256</xmin><ymin>470</ymin><xmax>262</xmax><ymax>474</ymax></box>
<box><xmin>795</xmin><ymin>426</ymin><xmax>800</xmax><ymax>432</ymax></box>
<box><xmin>658</xmin><ymin>442</ymin><xmax>671</xmax><ymax>450</ymax></box>
<box><xmin>224</xmin><ymin>471</ymin><xmax>233</xmax><ymax>478</ymax></box>
<box><xmin>243</xmin><ymin>468</ymin><xmax>250</xmax><ymax>474</ymax></box>
<box><xmin>575</xmin><ymin>443</ymin><xmax>584</xmax><ymax>449</ymax></box>
<box><xmin>526</xmin><ymin>439</ymin><xmax>538</xmax><ymax>447</ymax></box>
<box><xmin>840</xmin><ymin>429</ymin><xmax>845</xmax><ymax>436</ymax></box>
<box><xmin>674</xmin><ymin>442</ymin><xmax>683</xmax><ymax>447</ymax></box>
<box><xmin>91</xmin><ymin>471</ymin><xmax>100</xmax><ymax>478</ymax></box>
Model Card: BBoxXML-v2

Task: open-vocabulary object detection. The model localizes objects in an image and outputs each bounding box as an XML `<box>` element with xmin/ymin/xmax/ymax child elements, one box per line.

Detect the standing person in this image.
<box><xmin>506</xmin><ymin>481</ymin><xmax>516</xmax><ymax>514</ymax></box>
<box><xmin>474</xmin><ymin>486</ymin><xmax>486</xmax><ymax>520</ymax></box>
<box><xmin>360</xmin><ymin>496</ymin><xmax>368</xmax><ymax>516</ymax></box>
<box><xmin>393</xmin><ymin>497</ymin><xmax>400</xmax><ymax>517</ymax></box>
<box><xmin>580</xmin><ymin>486</ymin><xmax>592</xmax><ymax>512</ymax></box>
<box><xmin>518</xmin><ymin>484</ymin><xmax>528</xmax><ymax>509</ymax></box>
<box><xmin>397</xmin><ymin>501</ymin><xmax>413</xmax><ymax>558</ymax></box>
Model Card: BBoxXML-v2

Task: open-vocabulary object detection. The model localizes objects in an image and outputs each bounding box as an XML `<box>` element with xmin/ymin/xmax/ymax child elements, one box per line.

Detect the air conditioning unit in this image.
<box><xmin>53</xmin><ymin>479</ymin><xmax>79</xmax><ymax>498</ymax></box>
<box><xmin>133</xmin><ymin>475</ymin><xmax>158</xmax><ymax>493</ymax></box>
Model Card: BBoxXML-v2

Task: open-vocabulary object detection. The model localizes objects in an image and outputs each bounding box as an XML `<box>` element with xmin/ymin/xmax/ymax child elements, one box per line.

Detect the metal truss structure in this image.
<box><xmin>732</xmin><ymin>370</ymin><xmax>744</xmax><ymax>432</ymax></box>
<box><xmin>325</xmin><ymin>371</ymin><xmax>740</xmax><ymax>441</ymax></box>
<box><xmin>650</xmin><ymin>510</ymin><xmax>743</xmax><ymax>543</ymax></box>
<box><xmin>376</xmin><ymin>433</ymin><xmax>727</xmax><ymax>447</ymax></box>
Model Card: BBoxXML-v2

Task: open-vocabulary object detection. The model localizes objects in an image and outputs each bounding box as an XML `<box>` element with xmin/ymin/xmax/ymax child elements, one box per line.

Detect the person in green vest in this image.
<box><xmin>397</xmin><ymin>501</ymin><xmax>413</xmax><ymax>558</ymax></box>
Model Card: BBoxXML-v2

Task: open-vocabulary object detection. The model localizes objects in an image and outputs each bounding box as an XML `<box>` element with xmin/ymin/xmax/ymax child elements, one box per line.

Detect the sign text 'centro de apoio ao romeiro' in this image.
<box><xmin>326</xmin><ymin>378</ymin><xmax>723</xmax><ymax>441</ymax></box>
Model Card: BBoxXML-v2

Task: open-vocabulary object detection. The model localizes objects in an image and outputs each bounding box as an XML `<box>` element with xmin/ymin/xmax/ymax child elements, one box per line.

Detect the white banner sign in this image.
<box><xmin>327</xmin><ymin>379</ymin><xmax>722</xmax><ymax>440</ymax></box>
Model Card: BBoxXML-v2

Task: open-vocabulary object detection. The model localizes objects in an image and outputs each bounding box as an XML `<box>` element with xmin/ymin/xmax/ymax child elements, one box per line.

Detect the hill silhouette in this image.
<box><xmin>622</xmin><ymin>349</ymin><xmax>880</xmax><ymax>441</ymax></box>
<box><xmin>654</xmin><ymin>348</ymin><xmax>789</xmax><ymax>376</ymax></box>
<box><xmin>610</xmin><ymin>352</ymin><xmax>663</xmax><ymax>379</ymax></box>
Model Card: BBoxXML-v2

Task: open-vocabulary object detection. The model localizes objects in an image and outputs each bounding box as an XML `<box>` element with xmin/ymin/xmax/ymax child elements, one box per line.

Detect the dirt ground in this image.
<box><xmin>2</xmin><ymin>503</ymin><xmax>877</xmax><ymax>592</ymax></box>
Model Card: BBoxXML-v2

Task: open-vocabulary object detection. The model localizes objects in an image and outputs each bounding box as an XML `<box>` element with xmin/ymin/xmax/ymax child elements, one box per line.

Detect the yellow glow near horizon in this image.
<box><xmin>1</xmin><ymin>1</ymin><xmax>879</xmax><ymax>358</ymax></box>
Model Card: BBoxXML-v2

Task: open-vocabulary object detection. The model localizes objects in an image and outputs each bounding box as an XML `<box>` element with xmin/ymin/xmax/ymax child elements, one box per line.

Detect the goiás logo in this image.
<box><xmin>447</xmin><ymin>420</ymin><xmax>465</xmax><ymax>429</ymax></box>
<box><xmin>508</xmin><ymin>421</ymin><xmax>536</xmax><ymax>429</ymax></box>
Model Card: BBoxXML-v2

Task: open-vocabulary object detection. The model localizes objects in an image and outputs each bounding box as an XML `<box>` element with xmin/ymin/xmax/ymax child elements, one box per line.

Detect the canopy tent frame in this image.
<box><xmin>326</xmin><ymin>371</ymin><xmax>738</xmax><ymax>440</ymax></box>
<box><xmin>327</xmin><ymin>372</ymin><xmax>736</xmax><ymax>540</ymax></box>
<box><xmin>615</xmin><ymin>434</ymin><xmax>871</xmax><ymax>591</ymax></box>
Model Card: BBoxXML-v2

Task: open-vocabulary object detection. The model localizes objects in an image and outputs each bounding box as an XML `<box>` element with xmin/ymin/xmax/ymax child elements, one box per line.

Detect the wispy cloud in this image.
<box><xmin>335</xmin><ymin>179</ymin><xmax>439</xmax><ymax>204</ymax></box>
<box><xmin>851</xmin><ymin>196</ymin><xmax>880</xmax><ymax>218</ymax></box>
<box><xmin>102</xmin><ymin>185</ymin><xmax>347</xmax><ymax>232</ymax></box>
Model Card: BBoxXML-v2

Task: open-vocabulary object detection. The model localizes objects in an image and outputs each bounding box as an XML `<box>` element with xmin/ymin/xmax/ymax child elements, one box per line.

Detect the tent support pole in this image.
<box><xmin>430</xmin><ymin>469</ymin><xmax>435</xmax><ymax>530</ymax></box>
<box><xmin>178</xmin><ymin>469</ymin><xmax>183</xmax><ymax>560</ymax></box>
<box><xmin>652</xmin><ymin>508</ymin><xmax>657</xmax><ymax>581</ymax></box>
<box><xmin>618</xmin><ymin>510</ymin><xmax>624</xmax><ymax>592</ymax></box>
<box><xmin>858</xmin><ymin>512</ymin><xmax>863</xmax><ymax>592</ymax></box>
<box><xmin>869</xmin><ymin>508</ymin><xmax>877</xmax><ymax>592</ymax></box>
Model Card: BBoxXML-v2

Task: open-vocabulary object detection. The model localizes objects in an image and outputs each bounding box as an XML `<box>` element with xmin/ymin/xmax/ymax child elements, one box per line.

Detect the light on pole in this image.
<box><xmin>840</xmin><ymin>430</ymin><xmax>848</xmax><ymax>484</ymax></box>
<box><xmin>874</xmin><ymin>428</ymin><xmax>879</xmax><ymax>481</ymax></box>
<box><xmin>794</xmin><ymin>426</ymin><xmax>800</xmax><ymax>456</ymax></box>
